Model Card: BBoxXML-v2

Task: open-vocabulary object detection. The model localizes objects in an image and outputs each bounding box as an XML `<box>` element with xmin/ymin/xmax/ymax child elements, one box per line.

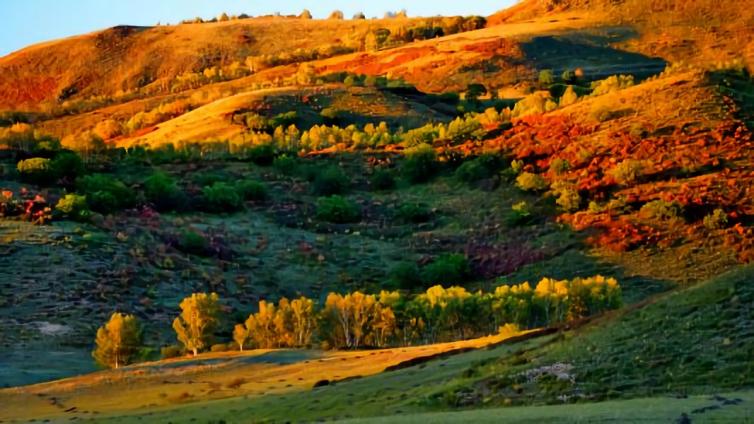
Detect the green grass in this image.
<box><xmin>340</xmin><ymin>391</ymin><xmax>754</xmax><ymax>423</ymax></box>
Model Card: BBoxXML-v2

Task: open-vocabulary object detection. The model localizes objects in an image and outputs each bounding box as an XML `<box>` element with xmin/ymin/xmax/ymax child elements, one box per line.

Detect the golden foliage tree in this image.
<box><xmin>92</xmin><ymin>312</ymin><xmax>142</xmax><ymax>369</ymax></box>
<box><xmin>172</xmin><ymin>293</ymin><xmax>220</xmax><ymax>356</ymax></box>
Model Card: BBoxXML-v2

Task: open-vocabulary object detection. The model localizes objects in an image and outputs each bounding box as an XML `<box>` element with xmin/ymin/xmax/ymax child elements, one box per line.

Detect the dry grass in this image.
<box><xmin>0</xmin><ymin>333</ymin><xmax>523</xmax><ymax>422</ymax></box>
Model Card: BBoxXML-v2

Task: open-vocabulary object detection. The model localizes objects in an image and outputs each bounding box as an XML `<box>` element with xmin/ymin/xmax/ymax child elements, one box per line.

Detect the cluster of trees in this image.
<box><xmin>91</xmin><ymin>276</ymin><xmax>622</xmax><ymax>368</ymax></box>
<box><xmin>231</xmin><ymin>106</ymin><xmax>509</xmax><ymax>153</ymax></box>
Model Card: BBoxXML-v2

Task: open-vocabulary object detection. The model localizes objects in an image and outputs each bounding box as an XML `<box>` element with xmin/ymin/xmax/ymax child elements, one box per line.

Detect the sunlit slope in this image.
<box><xmin>0</xmin><ymin>16</ymin><xmax>427</xmax><ymax>110</ymax></box>
<box><xmin>0</xmin><ymin>333</ymin><xmax>522</xmax><ymax>422</ymax></box>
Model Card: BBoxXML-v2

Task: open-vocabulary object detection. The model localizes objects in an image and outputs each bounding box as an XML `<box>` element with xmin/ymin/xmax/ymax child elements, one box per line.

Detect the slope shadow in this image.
<box><xmin>520</xmin><ymin>28</ymin><xmax>667</xmax><ymax>80</ymax></box>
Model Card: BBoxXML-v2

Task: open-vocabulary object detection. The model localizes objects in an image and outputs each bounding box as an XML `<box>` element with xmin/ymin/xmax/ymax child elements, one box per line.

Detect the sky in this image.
<box><xmin>1</xmin><ymin>0</ymin><xmax>516</xmax><ymax>56</ymax></box>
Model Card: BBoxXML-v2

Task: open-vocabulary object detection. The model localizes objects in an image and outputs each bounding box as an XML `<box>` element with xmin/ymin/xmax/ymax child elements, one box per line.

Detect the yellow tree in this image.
<box><xmin>92</xmin><ymin>312</ymin><xmax>142</xmax><ymax>369</ymax></box>
<box><xmin>172</xmin><ymin>293</ymin><xmax>220</xmax><ymax>356</ymax></box>
<box><xmin>245</xmin><ymin>300</ymin><xmax>278</xmax><ymax>349</ymax></box>
<box><xmin>233</xmin><ymin>323</ymin><xmax>249</xmax><ymax>352</ymax></box>
<box><xmin>290</xmin><ymin>297</ymin><xmax>316</xmax><ymax>347</ymax></box>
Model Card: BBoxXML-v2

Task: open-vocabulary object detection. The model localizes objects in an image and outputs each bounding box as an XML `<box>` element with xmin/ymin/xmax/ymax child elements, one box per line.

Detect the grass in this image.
<box><xmin>341</xmin><ymin>391</ymin><xmax>754</xmax><ymax>423</ymax></box>
<box><xmin>0</xmin><ymin>333</ymin><xmax>518</xmax><ymax>422</ymax></box>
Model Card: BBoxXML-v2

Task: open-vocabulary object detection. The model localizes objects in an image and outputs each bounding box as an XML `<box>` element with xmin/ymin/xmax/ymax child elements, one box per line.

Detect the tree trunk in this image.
<box><xmin>192</xmin><ymin>348</ymin><xmax>198</xmax><ymax>356</ymax></box>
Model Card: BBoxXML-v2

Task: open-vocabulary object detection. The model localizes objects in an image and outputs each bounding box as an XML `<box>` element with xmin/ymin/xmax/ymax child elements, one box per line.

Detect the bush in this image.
<box><xmin>192</xmin><ymin>171</ymin><xmax>231</xmax><ymax>187</ymax></box>
<box><xmin>703</xmin><ymin>208</ymin><xmax>728</xmax><ymax>230</ymax></box>
<box><xmin>549</xmin><ymin>158</ymin><xmax>570</xmax><ymax>175</ymax></box>
<box><xmin>538</xmin><ymin>69</ymin><xmax>554</xmax><ymax>86</ymax></box>
<box><xmin>202</xmin><ymin>182</ymin><xmax>244</xmax><ymax>212</ymax></box>
<box><xmin>178</xmin><ymin>230</ymin><xmax>210</xmax><ymax>256</ymax></box>
<box><xmin>312</xmin><ymin>166</ymin><xmax>350</xmax><ymax>195</ymax></box>
<box><xmin>455</xmin><ymin>155</ymin><xmax>500</xmax><ymax>183</ymax></box>
<box><xmin>210</xmin><ymin>343</ymin><xmax>229</xmax><ymax>353</ymax></box>
<box><xmin>610</xmin><ymin>160</ymin><xmax>646</xmax><ymax>185</ymax></box>
<box><xmin>401</xmin><ymin>144</ymin><xmax>438</xmax><ymax>184</ymax></box>
<box><xmin>389</xmin><ymin>262</ymin><xmax>423</xmax><ymax>290</ymax></box>
<box><xmin>76</xmin><ymin>174</ymin><xmax>135</xmax><ymax>213</ymax></box>
<box><xmin>144</xmin><ymin>172</ymin><xmax>185</xmax><ymax>211</ymax></box>
<box><xmin>247</xmin><ymin>143</ymin><xmax>276</xmax><ymax>166</ymax></box>
<box><xmin>516</xmin><ymin>172</ymin><xmax>548</xmax><ymax>191</ymax></box>
<box><xmin>421</xmin><ymin>254</ymin><xmax>469</xmax><ymax>285</ymax></box>
<box><xmin>273</xmin><ymin>155</ymin><xmax>299</xmax><ymax>176</ymax></box>
<box><xmin>551</xmin><ymin>182</ymin><xmax>581</xmax><ymax>212</ymax></box>
<box><xmin>17</xmin><ymin>157</ymin><xmax>53</xmax><ymax>184</ymax></box>
<box><xmin>397</xmin><ymin>202</ymin><xmax>432</xmax><ymax>223</ymax></box>
<box><xmin>55</xmin><ymin>194</ymin><xmax>90</xmax><ymax>221</ymax></box>
<box><xmin>50</xmin><ymin>152</ymin><xmax>85</xmax><ymax>182</ymax></box>
<box><xmin>316</xmin><ymin>195</ymin><xmax>361</xmax><ymax>223</ymax></box>
<box><xmin>507</xmin><ymin>201</ymin><xmax>533</xmax><ymax>226</ymax></box>
<box><xmin>640</xmin><ymin>200</ymin><xmax>683</xmax><ymax>221</ymax></box>
<box><xmin>161</xmin><ymin>345</ymin><xmax>183</xmax><ymax>359</ymax></box>
<box><xmin>236</xmin><ymin>180</ymin><xmax>267</xmax><ymax>201</ymax></box>
<box><xmin>369</xmin><ymin>169</ymin><xmax>396</xmax><ymax>191</ymax></box>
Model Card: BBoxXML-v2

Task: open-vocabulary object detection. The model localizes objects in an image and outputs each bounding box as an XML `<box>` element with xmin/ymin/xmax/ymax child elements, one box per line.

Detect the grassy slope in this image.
<box><xmin>82</xmin><ymin>264</ymin><xmax>754</xmax><ymax>423</ymax></box>
<box><xmin>0</xmin><ymin>16</ymin><xmax>429</xmax><ymax>110</ymax></box>
<box><xmin>0</xmin><ymin>333</ymin><xmax>519</xmax><ymax>422</ymax></box>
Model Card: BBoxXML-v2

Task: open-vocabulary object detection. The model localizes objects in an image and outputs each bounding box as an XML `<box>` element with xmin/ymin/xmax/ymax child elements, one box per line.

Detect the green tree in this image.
<box><xmin>92</xmin><ymin>312</ymin><xmax>142</xmax><ymax>369</ymax></box>
<box><xmin>172</xmin><ymin>293</ymin><xmax>220</xmax><ymax>356</ymax></box>
<box><xmin>538</xmin><ymin>69</ymin><xmax>555</xmax><ymax>86</ymax></box>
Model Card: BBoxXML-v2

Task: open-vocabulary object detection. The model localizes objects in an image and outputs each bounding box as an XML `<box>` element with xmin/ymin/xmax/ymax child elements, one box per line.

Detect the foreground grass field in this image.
<box><xmin>343</xmin><ymin>392</ymin><xmax>754</xmax><ymax>423</ymax></box>
<box><xmin>0</xmin><ymin>333</ymin><xmax>527</xmax><ymax>422</ymax></box>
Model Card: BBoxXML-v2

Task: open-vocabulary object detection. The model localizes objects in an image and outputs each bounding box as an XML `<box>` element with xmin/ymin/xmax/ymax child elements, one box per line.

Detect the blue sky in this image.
<box><xmin>1</xmin><ymin>0</ymin><xmax>516</xmax><ymax>56</ymax></box>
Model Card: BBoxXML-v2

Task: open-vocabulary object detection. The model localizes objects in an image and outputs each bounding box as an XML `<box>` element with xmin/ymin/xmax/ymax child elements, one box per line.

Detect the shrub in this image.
<box><xmin>247</xmin><ymin>143</ymin><xmax>277</xmax><ymax>166</ymax></box>
<box><xmin>192</xmin><ymin>171</ymin><xmax>231</xmax><ymax>187</ymax></box>
<box><xmin>312</xmin><ymin>166</ymin><xmax>350</xmax><ymax>195</ymax></box>
<box><xmin>516</xmin><ymin>172</ymin><xmax>548</xmax><ymax>191</ymax></box>
<box><xmin>421</xmin><ymin>254</ymin><xmax>469</xmax><ymax>285</ymax></box>
<box><xmin>316</xmin><ymin>195</ymin><xmax>361</xmax><ymax>223</ymax></box>
<box><xmin>160</xmin><ymin>345</ymin><xmax>183</xmax><ymax>359</ymax></box>
<box><xmin>703</xmin><ymin>208</ymin><xmax>728</xmax><ymax>230</ymax></box>
<box><xmin>610</xmin><ymin>160</ymin><xmax>646</xmax><ymax>185</ymax></box>
<box><xmin>590</xmin><ymin>75</ymin><xmax>634</xmax><ymax>96</ymax></box>
<box><xmin>55</xmin><ymin>194</ymin><xmax>90</xmax><ymax>221</ymax></box>
<box><xmin>549</xmin><ymin>158</ymin><xmax>570</xmax><ymax>175</ymax></box>
<box><xmin>397</xmin><ymin>202</ymin><xmax>432</xmax><ymax>223</ymax></box>
<box><xmin>76</xmin><ymin>174</ymin><xmax>135</xmax><ymax>213</ymax></box>
<box><xmin>551</xmin><ymin>182</ymin><xmax>581</xmax><ymax>212</ymax></box>
<box><xmin>389</xmin><ymin>262</ymin><xmax>423</xmax><ymax>290</ymax></box>
<box><xmin>507</xmin><ymin>201</ymin><xmax>533</xmax><ymax>226</ymax></box>
<box><xmin>236</xmin><ymin>180</ymin><xmax>267</xmax><ymax>201</ymax></box>
<box><xmin>202</xmin><ymin>182</ymin><xmax>244</xmax><ymax>212</ymax></box>
<box><xmin>273</xmin><ymin>155</ymin><xmax>299</xmax><ymax>176</ymax></box>
<box><xmin>401</xmin><ymin>144</ymin><xmax>438</xmax><ymax>183</ymax></box>
<box><xmin>538</xmin><ymin>69</ymin><xmax>555</xmax><ymax>86</ymax></box>
<box><xmin>50</xmin><ymin>152</ymin><xmax>85</xmax><ymax>181</ymax></box>
<box><xmin>17</xmin><ymin>157</ymin><xmax>53</xmax><ymax>184</ymax></box>
<box><xmin>455</xmin><ymin>155</ymin><xmax>500</xmax><ymax>183</ymax></box>
<box><xmin>210</xmin><ymin>343</ymin><xmax>229</xmax><ymax>353</ymax></box>
<box><xmin>178</xmin><ymin>230</ymin><xmax>210</xmax><ymax>256</ymax></box>
<box><xmin>640</xmin><ymin>200</ymin><xmax>683</xmax><ymax>221</ymax></box>
<box><xmin>144</xmin><ymin>172</ymin><xmax>184</xmax><ymax>211</ymax></box>
<box><xmin>369</xmin><ymin>169</ymin><xmax>396</xmax><ymax>191</ymax></box>
<box><xmin>559</xmin><ymin>85</ymin><xmax>579</xmax><ymax>107</ymax></box>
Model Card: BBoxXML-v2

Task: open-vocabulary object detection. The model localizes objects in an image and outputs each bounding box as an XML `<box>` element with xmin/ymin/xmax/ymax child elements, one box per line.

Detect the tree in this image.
<box><xmin>92</xmin><ymin>312</ymin><xmax>142</xmax><ymax>369</ymax></box>
<box><xmin>538</xmin><ymin>69</ymin><xmax>555</xmax><ymax>86</ymax></box>
<box><xmin>465</xmin><ymin>83</ymin><xmax>488</xmax><ymax>102</ymax></box>
<box><xmin>328</xmin><ymin>10</ymin><xmax>344</xmax><ymax>20</ymax></box>
<box><xmin>299</xmin><ymin>9</ymin><xmax>312</xmax><ymax>19</ymax></box>
<box><xmin>289</xmin><ymin>297</ymin><xmax>316</xmax><ymax>346</ymax></box>
<box><xmin>172</xmin><ymin>293</ymin><xmax>220</xmax><ymax>356</ymax></box>
<box><xmin>219</xmin><ymin>12</ymin><xmax>230</xmax><ymax>22</ymax></box>
<box><xmin>353</xmin><ymin>12</ymin><xmax>366</xmax><ymax>20</ymax></box>
<box><xmin>559</xmin><ymin>85</ymin><xmax>579</xmax><ymax>107</ymax></box>
<box><xmin>233</xmin><ymin>323</ymin><xmax>249</xmax><ymax>351</ymax></box>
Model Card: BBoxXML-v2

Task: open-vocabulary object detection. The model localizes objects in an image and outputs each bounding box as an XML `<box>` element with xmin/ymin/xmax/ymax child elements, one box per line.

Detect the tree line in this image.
<box><xmin>92</xmin><ymin>275</ymin><xmax>622</xmax><ymax>369</ymax></box>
